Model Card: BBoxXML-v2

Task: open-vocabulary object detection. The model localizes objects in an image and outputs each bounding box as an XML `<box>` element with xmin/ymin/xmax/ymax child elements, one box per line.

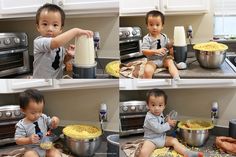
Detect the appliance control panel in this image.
<box><xmin>0</xmin><ymin>33</ymin><xmax>28</xmax><ymax>50</ymax></box>
<box><xmin>120</xmin><ymin>101</ymin><xmax>148</xmax><ymax>114</ymax></box>
<box><xmin>119</xmin><ymin>27</ymin><xmax>142</xmax><ymax>40</ymax></box>
<box><xmin>0</xmin><ymin>105</ymin><xmax>24</xmax><ymax>121</ymax></box>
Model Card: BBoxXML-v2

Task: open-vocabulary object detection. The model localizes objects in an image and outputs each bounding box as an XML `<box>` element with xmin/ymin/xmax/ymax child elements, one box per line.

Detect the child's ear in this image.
<box><xmin>20</xmin><ymin>108</ymin><xmax>25</xmax><ymax>114</ymax></box>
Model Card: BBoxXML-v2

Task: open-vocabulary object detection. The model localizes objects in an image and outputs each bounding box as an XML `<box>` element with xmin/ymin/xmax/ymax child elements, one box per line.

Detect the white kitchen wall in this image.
<box><xmin>42</xmin><ymin>88</ymin><xmax>119</xmax><ymax>132</ymax></box>
<box><xmin>120</xmin><ymin>88</ymin><xmax>236</xmax><ymax>128</ymax></box>
<box><xmin>0</xmin><ymin>16</ymin><xmax>119</xmax><ymax>58</ymax></box>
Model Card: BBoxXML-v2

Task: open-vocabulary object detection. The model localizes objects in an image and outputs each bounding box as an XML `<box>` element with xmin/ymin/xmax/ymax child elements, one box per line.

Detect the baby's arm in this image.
<box><xmin>15</xmin><ymin>134</ymin><xmax>40</xmax><ymax>145</ymax></box>
<box><xmin>145</xmin><ymin>118</ymin><xmax>171</xmax><ymax>134</ymax></box>
<box><xmin>143</xmin><ymin>48</ymin><xmax>167</xmax><ymax>57</ymax></box>
<box><xmin>64</xmin><ymin>44</ymin><xmax>75</xmax><ymax>64</ymax></box>
<box><xmin>50</xmin><ymin>116</ymin><xmax>60</xmax><ymax>129</ymax></box>
<box><xmin>50</xmin><ymin>28</ymin><xmax>93</xmax><ymax>49</ymax></box>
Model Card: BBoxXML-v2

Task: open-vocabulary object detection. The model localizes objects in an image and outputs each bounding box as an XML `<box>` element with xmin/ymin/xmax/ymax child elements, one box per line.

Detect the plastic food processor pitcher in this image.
<box><xmin>73</xmin><ymin>35</ymin><xmax>97</xmax><ymax>78</ymax></box>
<box><xmin>74</xmin><ymin>35</ymin><xmax>95</xmax><ymax>65</ymax></box>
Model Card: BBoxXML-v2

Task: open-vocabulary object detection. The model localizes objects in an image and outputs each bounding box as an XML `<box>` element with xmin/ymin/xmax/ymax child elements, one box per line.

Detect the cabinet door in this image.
<box><xmin>120</xmin><ymin>0</ymin><xmax>159</xmax><ymax>16</ymax></box>
<box><xmin>175</xmin><ymin>79</ymin><xmax>236</xmax><ymax>88</ymax></box>
<box><xmin>54</xmin><ymin>0</ymin><xmax>119</xmax><ymax>15</ymax></box>
<box><xmin>162</xmin><ymin>0</ymin><xmax>209</xmax><ymax>15</ymax></box>
<box><xmin>0</xmin><ymin>0</ymin><xmax>51</xmax><ymax>15</ymax></box>
<box><xmin>134</xmin><ymin>79</ymin><xmax>172</xmax><ymax>89</ymax></box>
<box><xmin>55</xmin><ymin>79</ymin><xmax>119</xmax><ymax>89</ymax></box>
<box><xmin>9</xmin><ymin>79</ymin><xmax>53</xmax><ymax>91</ymax></box>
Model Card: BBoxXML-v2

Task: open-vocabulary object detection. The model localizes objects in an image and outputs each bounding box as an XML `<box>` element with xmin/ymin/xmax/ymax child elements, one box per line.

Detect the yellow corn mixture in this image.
<box><xmin>178</xmin><ymin>120</ymin><xmax>213</xmax><ymax>130</ymax></box>
<box><xmin>151</xmin><ymin>147</ymin><xmax>183</xmax><ymax>157</ymax></box>
<box><xmin>40</xmin><ymin>142</ymin><xmax>53</xmax><ymax>150</ymax></box>
<box><xmin>193</xmin><ymin>42</ymin><xmax>228</xmax><ymax>51</ymax></box>
<box><xmin>63</xmin><ymin>124</ymin><xmax>102</xmax><ymax>140</ymax></box>
<box><xmin>105</xmin><ymin>60</ymin><xmax>120</xmax><ymax>77</ymax></box>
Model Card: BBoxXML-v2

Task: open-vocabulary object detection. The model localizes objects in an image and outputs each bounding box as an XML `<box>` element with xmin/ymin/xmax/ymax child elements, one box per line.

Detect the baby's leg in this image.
<box><xmin>143</xmin><ymin>61</ymin><xmax>156</xmax><ymax>79</ymax></box>
<box><xmin>46</xmin><ymin>148</ymin><xmax>62</xmax><ymax>157</ymax></box>
<box><xmin>139</xmin><ymin>140</ymin><xmax>156</xmax><ymax>157</ymax></box>
<box><xmin>24</xmin><ymin>150</ymin><xmax>39</xmax><ymax>157</ymax></box>
<box><xmin>165</xmin><ymin>136</ymin><xmax>203</xmax><ymax>157</ymax></box>
<box><xmin>164</xmin><ymin>59</ymin><xmax>180</xmax><ymax>80</ymax></box>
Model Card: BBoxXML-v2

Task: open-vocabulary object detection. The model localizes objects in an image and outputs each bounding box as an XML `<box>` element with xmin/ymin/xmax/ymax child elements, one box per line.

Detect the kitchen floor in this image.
<box><xmin>119</xmin><ymin>134</ymin><xmax>235</xmax><ymax>157</ymax></box>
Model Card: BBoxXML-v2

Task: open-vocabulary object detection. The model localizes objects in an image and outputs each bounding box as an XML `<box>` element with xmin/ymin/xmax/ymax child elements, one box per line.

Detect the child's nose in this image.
<box><xmin>48</xmin><ymin>25</ymin><xmax>54</xmax><ymax>31</ymax></box>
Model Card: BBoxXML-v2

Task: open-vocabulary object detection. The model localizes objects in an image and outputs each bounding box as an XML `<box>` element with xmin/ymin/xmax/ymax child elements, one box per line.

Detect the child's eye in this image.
<box><xmin>42</xmin><ymin>23</ymin><xmax>47</xmax><ymax>26</ymax></box>
<box><xmin>54</xmin><ymin>24</ymin><xmax>59</xmax><ymax>27</ymax></box>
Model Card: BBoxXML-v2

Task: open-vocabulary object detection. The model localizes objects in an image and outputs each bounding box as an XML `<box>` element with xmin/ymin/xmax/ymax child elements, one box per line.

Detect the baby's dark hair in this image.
<box><xmin>36</xmin><ymin>3</ymin><xmax>65</xmax><ymax>27</ymax></box>
<box><xmin>146</xmin><ymin>89</ymin><xmax>167</xmax><ymax>105</ymax></box>
<box><xmin>19</xmin><ymin>89</ymin><xmax>45</xmax><ymax>109</ymax></box>
<box><xmin>145</xmin><ymin>10</ymin><xmax>165</xmax><ymax>25</ymax></box>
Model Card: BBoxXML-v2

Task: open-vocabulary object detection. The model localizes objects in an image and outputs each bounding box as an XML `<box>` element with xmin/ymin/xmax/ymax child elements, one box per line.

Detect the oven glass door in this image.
<box><xmin>0</xmin><ymin>51</ymin><xmax>24</xmax><ymax>71</ymax></box>
<box><xmin>0</xmin><ymin>123</ymin><xmax>16</xmax><ymax>139</ymax></box>
<box><xmin>120</xmin><ymin>40</ymin><xmax>141</xmax><ymax>56</ymax></box>
<box><xmin>120</xmin><ymin>114</ymin><xmax>145</xmax><ymax>131</ymax></box>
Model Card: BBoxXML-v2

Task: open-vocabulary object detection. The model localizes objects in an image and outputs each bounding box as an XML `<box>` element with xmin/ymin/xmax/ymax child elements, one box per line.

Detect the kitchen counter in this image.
<box><xmin>153</xmin><ymin>52</ymin><xmax>236</xmax><ymax>79</ymax></box>
<box><xmin>119</xmin><ymin>134</ymin><xmax>235</xmax><ymax>157</ymax></box>
<box><xmin>121</xmin><ymin>52</ymin><xmax>236</xmax><ymax>79</ymax></box>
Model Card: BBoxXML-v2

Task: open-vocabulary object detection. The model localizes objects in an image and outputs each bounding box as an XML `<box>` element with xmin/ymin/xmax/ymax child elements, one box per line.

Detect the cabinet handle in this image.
<box><xmin>44</xmin><ymin>79</ymin><xmax>50</xmax><ymax>82</ymax></box>
<box><xmin>155</xmin><ymin>5</ymin><xmax>159</xmax><ymax>10</ymax></box>
<box><xmin>58</xmin><ymin>0</ymin><xmax>64</xmax><ymax>6</ymax></box>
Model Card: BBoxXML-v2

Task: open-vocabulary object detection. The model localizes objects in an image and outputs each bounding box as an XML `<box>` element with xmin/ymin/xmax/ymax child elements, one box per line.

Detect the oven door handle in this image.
<box><xmin>120</xmin><ymin>115</ymin><xmax>146</xmax><ymax>119</ymax></box>
<box><xmin>0</xmin><ymin>121</ymin><xmax>18</xmax><ymax>126</ymax></box>
<box><xmin>0</xmin><ymin>48</ymin><xmax>27</xmax><ymax>55</ymax></box>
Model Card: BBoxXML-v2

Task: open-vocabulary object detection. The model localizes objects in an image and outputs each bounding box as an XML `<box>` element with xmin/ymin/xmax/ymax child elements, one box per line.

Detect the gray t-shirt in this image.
<box><xmin>15</xmin><ymin>114</ymin><xmax>52</xmax><ymax>157</ymax></box>
<box><xmin>143</xmin><ymin>111</ymin><xmax>171</xmax><ymax>147</ymax></box>
<box><xmin>33</xmin><ymin>36</ymin><xmax>65</xmax><ymax>79</ymax></box>
<box><xmin>142</xmin><ymin>33</ymin><xmax>170</xmax><ymax>66</ymax></box>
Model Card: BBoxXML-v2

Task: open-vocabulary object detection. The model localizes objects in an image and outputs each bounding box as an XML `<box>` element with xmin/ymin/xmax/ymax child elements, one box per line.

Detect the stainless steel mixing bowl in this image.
<box><xmin>178</xmin><ymin>120</ymin><xmax>214</xmax><ymax>147</ymax></box>
<box><xmin>64</xmin><ymin>135</ymin><xmax>101</xmax><ymax>156</ymax></box>
<box><xmin>195</xmin><ymin>49</ymin><xmax>226</xmax><ymax>68</ymax></box>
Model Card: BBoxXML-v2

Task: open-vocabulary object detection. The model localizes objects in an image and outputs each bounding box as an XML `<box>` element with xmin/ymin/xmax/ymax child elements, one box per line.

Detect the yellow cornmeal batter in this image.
<box><xmin>105</xmin><ymin>60</ymin><xmax>120</xmax><ymax>77</ymax></box>
<box><xmin>193</xmin><ymin>42</ymin><xmax>228</xmax><ymax>51</ymax></box>
<box><xmin>40</xmin><ymin>142</ymin><xmax>53</xmax><ymax>150</ymax></box>
<box><xmin>63</xmin><ymin>124</ymin><xmax>102</xmax><ymax>140</ymax></box>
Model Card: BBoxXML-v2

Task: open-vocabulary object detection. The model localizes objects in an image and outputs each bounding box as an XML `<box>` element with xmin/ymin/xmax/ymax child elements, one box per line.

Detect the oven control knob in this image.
<box><xmin>130</xmin><ymin>106</ymin><xmax>136</xmax><ymax>111</ymax></box>
<box><xmin>122</xmin><ymin>106</ymin><xmax>128</xmax><ymax>112</ymax></box>
<box><xmin>124</xmin><ymin>31</ymin><xmax>130</xmax><ymax>37</ymax></box>
<box><xmin>14</xmin><ymin>110</ymin><xmax>21</xmax><ymax>116</ymax></box>
<box><xmin>4</xmin><ymin>38</ymin><xmax>11</xmax><ymax>45</ymax></box>
<box><xmin>132</xmin><ymin>30</ymin><xmax>137</xmax><ymax>36</ymax></box>
<box><xmin>138</xmin><ymin>105</ymin><xmax>144</xmax><ymax>111</ymax></box>
<box><xmin>14</xmin><ymin>37</ymin><xmax>20</xmax><ymax>44</ymax></box>
<box><xmin>5</xmin><ymin>111</ymin><xmax>12</xmax><ymax>117</ymax></box>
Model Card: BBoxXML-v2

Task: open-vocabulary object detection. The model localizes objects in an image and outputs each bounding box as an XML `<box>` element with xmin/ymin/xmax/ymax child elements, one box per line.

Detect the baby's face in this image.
<box><xmin>147</xmin><ymin>15</ymin><xmax>163</xmax><ymax>37</ymax></box>
<box><xmin>147</xmin><ymin>95</ymin><xmax>165</xmax><ymax>116</ymax></box>
<box><xmin>22</xmin><ymin>100</ymin><xmax>44</xmax><ymax>122</ymax></box>
<box><xmin>37</xmin><ymin>10</ymin><xmax>63</xmax><ymax>37</ymax></box>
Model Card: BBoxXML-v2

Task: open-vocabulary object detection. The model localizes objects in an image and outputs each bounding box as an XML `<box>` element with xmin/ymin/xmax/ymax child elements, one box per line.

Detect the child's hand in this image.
<box><xmin>66</xmin><ymin>44</ymin><xmax>75</xmax><ymax>57</ymax></box>
<box><xmin>77</xmin><ymin>28</ymin><xmax>93</xmax><ymax>38</ymax></box>
<box><xmin>51</xmin><ymin>116</ymin><xmax>60</xmax><ymax>129</ymax></box>
<box><xmin>167</xmin><ymin>116</ymin><xmax>177</xmax><ymax>127</ymax></box>
<box><xmin>155</xmin><ymin>48</ymin><xmax>167</xmax><ymax>56</ymax></box>
<box><xmin>30</xmin><ymin>134</ymin><xmax>40</xmax><ymax>144</ymax></box>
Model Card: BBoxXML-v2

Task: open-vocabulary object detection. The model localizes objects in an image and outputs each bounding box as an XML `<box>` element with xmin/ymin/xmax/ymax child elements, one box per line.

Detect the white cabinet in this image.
<box><xmin>9</xmin><ymin>79</ymin><xmax>53</xmax><ymax>92</ymax></box>
<box><xmin>0</xmin><ymin>0</ymin><xmax>51</xmax><ymax>17</ymax></box>
<box><xmin>0</xmin><ymin>0</ymin><xmax>119</xmax><ymax>19</ymax></box>
<box><xmin>6</xmin><ymin>79</ymin><xmax>118</xmax><ymax>93</ymax></box>
<box><xmin>120</xmin><ymin>79</ymin><xmax>236</xmax><ymax>90</ymax></box>
<box><xmin>174</xmin><ymin>79</ymin><xmax>236</xmax><ymax>88</ymax></box>
<box><xmin>120</xmin><ymin>0</ymin><xmax>159</xmax><ymax>16</ymax></box>
<box><xmin>54</xmin><ymin>79</ymin><xmax>119</xmax><ymax>89</ymax></box>
<box><xmin>55</xmin><ymin>0</ymin><xmax>119</xmax><ymax>15</ymax></box>
<box><xmin>162</xmin><ymin>0</ymin><xmax>209</xmax><ymax>15</ymax></box>
<box><xmin>120</xmin><ymin>0</ymin><xmax>209</xmax><ymax>16</ymax></box>
<box><xmin>0</xmin><ymin>80</ymin><xmax>9</xmax><ymax>93</ymax></box>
